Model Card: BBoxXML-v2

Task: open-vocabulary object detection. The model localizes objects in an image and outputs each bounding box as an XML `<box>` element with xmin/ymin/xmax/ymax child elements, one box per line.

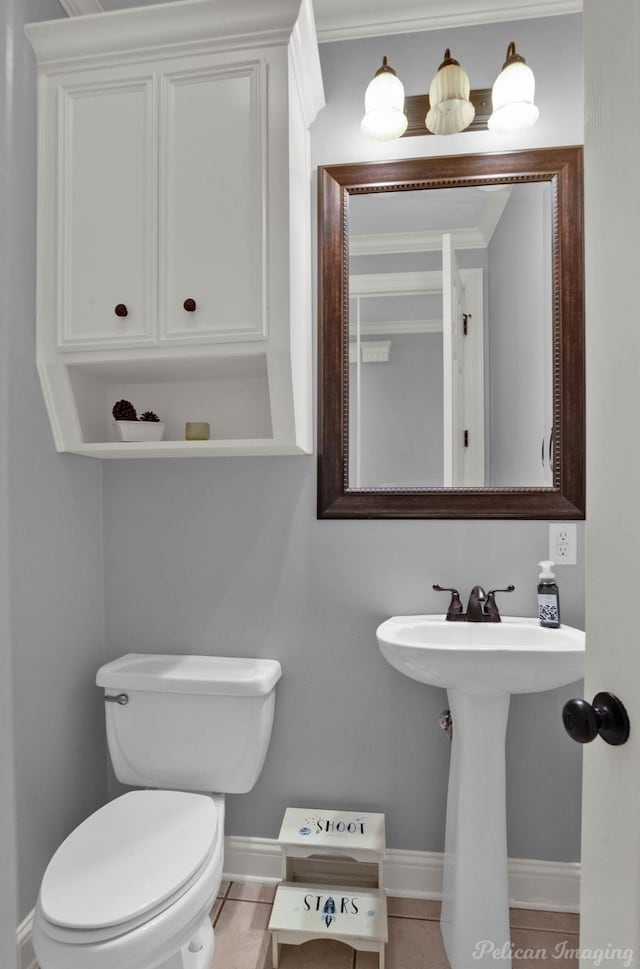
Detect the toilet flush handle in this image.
<box><xmin>104</xmin><ymin>693</ymin><xmax>129</xmax><ymax>705</ymax></box>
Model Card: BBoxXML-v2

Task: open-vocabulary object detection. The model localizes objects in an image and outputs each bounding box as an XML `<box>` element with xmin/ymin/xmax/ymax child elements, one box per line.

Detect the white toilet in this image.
<box><xmin>32</xmin><ymin>653</ymin><xmax>282</xmax><ymax>969</ymax></box>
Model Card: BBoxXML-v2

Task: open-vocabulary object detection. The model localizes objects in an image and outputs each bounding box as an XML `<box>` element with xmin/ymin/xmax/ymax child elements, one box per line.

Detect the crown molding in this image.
<box><xmin>58</xmin><ymin>0</ymin><xmax>103</xmax><ymax>14</ymax></box>
<box><xmin>56</xmin><ymin>0</ymin><xmax>582</xmax><ymax>34</ymax></box>
<box><xmin>350</xmin><ymin>270</ymin><xmax>442</xmax><ymax>297</ymax></box>
<box><xmin>351</xmin><ymin>228</ymin><xmax>487</xmax><ymax>256</ymax></box>
<box><xmin>314</xmin><ymin>0</ymin><xmax>582</xmax><ymax>41</ymax></box>
<box><xmin>31</xmin><ymin>0</ymin><xmax>311</xmax><ymax>67</ymax></box>
<box><xmin>350</xmin><ymin>320</ymin><xmax>443</xmax><ymax>337</ymax></box>
<box><xmin>349</xmin><ymin>339</ymin><xmax>392</xmax><ymax>363</ymax></box>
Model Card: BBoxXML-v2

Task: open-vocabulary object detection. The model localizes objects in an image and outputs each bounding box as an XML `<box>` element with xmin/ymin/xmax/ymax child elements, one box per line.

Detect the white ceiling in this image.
<box><xmin>58</xmin><ymin>0</ymin><xmax>582</xmax><ymax>42</ymax></box>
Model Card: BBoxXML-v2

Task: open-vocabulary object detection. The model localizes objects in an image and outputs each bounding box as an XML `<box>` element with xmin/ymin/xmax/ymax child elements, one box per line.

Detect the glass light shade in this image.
<box><xmin>361</xmin><ymin>58</ymin><xmax>408</xmax><ymax>141</ymax></box>
<box><xmin>488</xmin><ymin>44</ymin><xmax>539</xmax><ymax>133</ymax></box>
<box><xmin>426</xmin><ymin>51</ymin><xmax>475</xmax><ymax>135</ymax></box>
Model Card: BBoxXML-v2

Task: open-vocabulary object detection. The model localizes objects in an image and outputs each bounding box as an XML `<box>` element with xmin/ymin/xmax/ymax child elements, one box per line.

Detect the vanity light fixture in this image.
<box><xmin>361</xmin><ymin>41</ymin><xmax>538</xmax><ymax>140</ymax></box>
<box><xmin>426</xmin><ymin>49</ymin><xmax>475</xmax><ymax>135</ymax></box>
<box><xmin>360</xmin><ymin>56</ymin><xmax>408</xmax><ymax>141</ymax></box>
<box><xmin>488</xmin><ymin>42</ymin><xmax>539</xmax><ymax>134</ymax></box>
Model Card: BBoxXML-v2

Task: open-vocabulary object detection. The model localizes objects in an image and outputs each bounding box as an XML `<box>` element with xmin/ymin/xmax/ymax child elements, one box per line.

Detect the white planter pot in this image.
<box><xmin>114</xmin><ymin>421</ymin><xmax>166</xmax><ymax>442</ymax></box>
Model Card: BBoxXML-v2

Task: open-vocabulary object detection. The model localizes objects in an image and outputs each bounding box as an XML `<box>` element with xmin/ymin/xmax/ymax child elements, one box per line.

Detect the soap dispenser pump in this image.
<box><xmin>538</xmin><ymin>560</ymin><xmax>560</xmax><ymax>628</ymax></box>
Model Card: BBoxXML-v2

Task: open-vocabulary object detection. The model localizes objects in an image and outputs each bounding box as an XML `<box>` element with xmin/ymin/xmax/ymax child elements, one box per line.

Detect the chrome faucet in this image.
<box><xmin>433</xmin><ymin>584</ymin><xmax>515</xmax><ymax>622</ymax></box>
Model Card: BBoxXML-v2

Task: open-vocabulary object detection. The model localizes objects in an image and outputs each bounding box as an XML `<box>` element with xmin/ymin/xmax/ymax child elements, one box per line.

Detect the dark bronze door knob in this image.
<box><xmin>114</xmin><ymin>303</ymin><xmax>128</xmax><ymax>317</ymax></box>
<box><xmin>562</xmin><ymin>692</ymin><xmax>630</xmax><ymax>746</ymax></box>
<box><xmin>183</xmin><ymin>298</ymin><xmax>196</xmax><ymax>312</ymax></box>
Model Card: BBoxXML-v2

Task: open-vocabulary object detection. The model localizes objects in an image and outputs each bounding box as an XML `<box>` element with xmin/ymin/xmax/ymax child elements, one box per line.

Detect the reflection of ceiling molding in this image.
<box><xmin>351</xmin><ymin>228</ymin><xmax>486</xmax><ymax>255</ymax></box>
<box><xmin>59</xmin><ymin>0</ymin><xmax>103</xmax><ymax>13</ymax></box>
<box><xmin>350</xmin><ymin>319</ymin><xmax>442</xmax><ymax>336</ymax></box>
<box><xmin>364</xmin><ymin>340</ymin><xmax>392</xmax><ymax>363</ymax></box>
<box><xmin>350</xmin><ymin>186</ymin><xmax>512</xmax><ymax>254</ymax></box>
<box><xmin>349</xmin><ymin>340</ymin><xmax>392</xmax><ymax>363</ymax></box>
<box><xmin>350</xmin><ymin>270</ymin><xmax>442</xmax><ymax>297</ymax></box>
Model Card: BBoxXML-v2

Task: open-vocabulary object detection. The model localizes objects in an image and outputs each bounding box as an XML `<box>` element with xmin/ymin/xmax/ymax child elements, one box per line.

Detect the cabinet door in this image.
<box><xmin>58</xmin><ymin>77</ymin><xmax>156</xmax><ymax>349</ymax></box>
<box><xmin>160</xmin><ymin>61</ymin><xmax>266</xmax><ymax>344</ymax></box>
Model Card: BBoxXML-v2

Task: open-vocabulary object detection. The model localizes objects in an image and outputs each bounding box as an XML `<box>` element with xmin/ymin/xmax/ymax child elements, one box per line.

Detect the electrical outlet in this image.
<box><xmin>549</xmin><ymin>523</ymin><xmax>577</xmax><ymax>565</ymax></box>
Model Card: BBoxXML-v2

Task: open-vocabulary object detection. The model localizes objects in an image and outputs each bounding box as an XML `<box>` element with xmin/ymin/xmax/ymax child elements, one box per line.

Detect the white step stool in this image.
<box><xmin>269</xmin><ymin>807</ymin><xmax>387</xmax><ymax>967</ymax></box>
<box><xmin>269</xmin><ymin>882</ymin><xmax>387</xmax><ymax>969</ymax></box>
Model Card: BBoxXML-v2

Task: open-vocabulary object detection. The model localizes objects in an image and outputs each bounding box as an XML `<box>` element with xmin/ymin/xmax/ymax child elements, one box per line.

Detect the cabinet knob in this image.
<box><xmin>562</xmin><ymin>692</ymin><xmax>630</xmax><ymax>746</ymax></box>
<box><xmin>183</xmin><ymin>298</ymin><xmax>197</xmax><ymax>312</ymax></box>
<box><xmin>114</xmin><ymin>303</ymin><xmax>128</xmax><ymax>318</ymax></box>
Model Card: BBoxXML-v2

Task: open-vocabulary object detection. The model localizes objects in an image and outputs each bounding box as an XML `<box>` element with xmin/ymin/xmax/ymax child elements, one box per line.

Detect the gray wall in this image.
<box><xmin>0</xmin><ymin>5</ymin><xmax>20</xmax><ymax>958</ymax></box>
<box><xmin>349</xmin><ymin>332</ymin><xmax>444</xmax><ymax>487</ymax></box>
<box><xmin>488</xmin><ymin>183</ymin><xmax>552</xmax><ymax>486</ymax></box>
<box><xmin>0</xmin><ymin>1</ymin><xmax>590</xmax><ymax>948</ymax></box>
<box><xmin>104</xmin><ymin>14</ymin><xmax>585</xmax><ymax>863</ymax></box>
<box><xmin>313</xmin><ymin>16</ymin><xmax>583</xmax><ymax>165</ymax></box>
<box><xmin>5</xmin><ymin>0</ymin><xmax>108</xmax><ymax>929</ymax></box>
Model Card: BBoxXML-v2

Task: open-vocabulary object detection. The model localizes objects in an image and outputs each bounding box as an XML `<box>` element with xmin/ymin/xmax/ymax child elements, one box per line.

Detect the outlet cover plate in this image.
<box><xmin>549</xmin><ymin>522</ymin><xmax>577</xmax><ymax>565</ymax></box>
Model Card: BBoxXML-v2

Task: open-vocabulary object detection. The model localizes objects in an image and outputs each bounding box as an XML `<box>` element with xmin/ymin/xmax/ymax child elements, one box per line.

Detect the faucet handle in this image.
<box><xmin>433</xmin><ymin>584</ymin><xmax>465</xmax><ymax>621</ymax></box>
<box><xmin>485</xmin><ymin>585</ymin><xmax>515</xmax><ymax>621</ymax></box>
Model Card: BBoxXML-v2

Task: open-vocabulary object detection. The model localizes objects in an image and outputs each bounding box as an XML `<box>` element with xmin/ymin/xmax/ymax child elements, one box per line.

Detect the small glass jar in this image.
<box><xmin>185</xmin><ymin>421</ymin><xmax>210</xmax><ymax>441</ymax></box>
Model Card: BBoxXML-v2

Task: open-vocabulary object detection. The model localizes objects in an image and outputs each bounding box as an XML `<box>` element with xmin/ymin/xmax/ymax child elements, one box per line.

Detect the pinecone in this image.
<box><xmin>140</xmin><ymin>411</ymin><xmax>160</xmax><ymax>423</ymax></box>
<box><xmin>112</xmin><ymin>399</ymin><xmax>137</xmax><ymax>421</ymax></box>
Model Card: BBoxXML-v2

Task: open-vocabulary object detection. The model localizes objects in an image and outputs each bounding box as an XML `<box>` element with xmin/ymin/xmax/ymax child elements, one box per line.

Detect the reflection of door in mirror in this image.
<box><xmin>443</xmin><ymin>232</ymin><xmax>484</xmax><ymax>487</ymax></box>
<box><xmin>347</xmin><ymin>182</ymin><xmax>552</xmax><ymax>490</ymax></box>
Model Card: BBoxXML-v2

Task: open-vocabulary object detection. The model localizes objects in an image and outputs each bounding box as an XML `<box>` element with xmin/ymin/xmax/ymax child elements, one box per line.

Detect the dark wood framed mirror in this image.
<box><xmin>317</xmin><ymin>146</ymin><xmax>584</xmax><ymax>519</ymax></box>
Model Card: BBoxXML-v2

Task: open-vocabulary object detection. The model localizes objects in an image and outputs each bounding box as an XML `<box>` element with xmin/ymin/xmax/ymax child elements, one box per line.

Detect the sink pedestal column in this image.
<box><xmin>440</xmin><ymin>688</ymin><xmax>512</xmax><ymax>969</ymax></box>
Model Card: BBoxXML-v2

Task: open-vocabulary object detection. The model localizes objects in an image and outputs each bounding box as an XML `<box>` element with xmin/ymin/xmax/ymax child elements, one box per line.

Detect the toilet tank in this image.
<box><xmin>96</xmin><ymin>654</ymin><xmax>282</xmax><ymax>794</ymax></box>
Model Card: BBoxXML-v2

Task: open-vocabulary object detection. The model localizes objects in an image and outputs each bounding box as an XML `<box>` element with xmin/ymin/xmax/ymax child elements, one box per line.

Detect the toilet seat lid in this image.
<box><xmin>40</xmin><ymin>790</ymin><xmax>218</xmax><ymax>931</ymax></box>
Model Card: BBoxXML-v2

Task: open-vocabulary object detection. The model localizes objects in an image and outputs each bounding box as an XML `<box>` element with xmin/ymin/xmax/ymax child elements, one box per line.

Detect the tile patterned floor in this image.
<box><xmin>208</xmin><ymin>882</ymin><xmax>579</xmax><ymax>969</ymax></box>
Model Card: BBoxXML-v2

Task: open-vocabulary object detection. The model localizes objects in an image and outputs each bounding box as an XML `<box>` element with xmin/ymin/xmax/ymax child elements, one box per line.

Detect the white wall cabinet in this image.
<box><xmin>26</xmin><ymin>0</ymin><xmax>324</xmax><ymax>457</ymax></box>
<box><xmin>160</xmin><ymin>62</ymin><xmax>266</xmax><ymax>346</ymax></box>
<box><xmin>59</xmin><ymin>75</ymin><xmax>156</xmax><ymax>350</ymax></box>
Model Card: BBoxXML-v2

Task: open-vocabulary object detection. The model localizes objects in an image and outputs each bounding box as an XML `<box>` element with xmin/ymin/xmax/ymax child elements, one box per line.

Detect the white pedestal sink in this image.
<box><xmin>376</xmin><ymin>615</ymin><xmax>585</xmax><ymax>969</ymax></box>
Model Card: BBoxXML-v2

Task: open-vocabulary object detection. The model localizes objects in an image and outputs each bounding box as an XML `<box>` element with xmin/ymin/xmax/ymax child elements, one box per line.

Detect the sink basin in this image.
<box><xmin>377</xmin><ymin>614</ymin><xmax>585</xmax><ymax>968</ymax></box>
<box><xmin>377</xmin><ymin>614</ymin><xmax>584</xmax><ymax>695</ymax></box>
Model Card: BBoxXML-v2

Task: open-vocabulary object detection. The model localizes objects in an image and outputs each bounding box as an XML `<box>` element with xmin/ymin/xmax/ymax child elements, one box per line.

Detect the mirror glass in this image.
<box><xmin>318</xmin><ymin>147</ymin><xmax>585</xmax><ymax>519</ymax></box>
<box><xmin>348</xmin><ymin>182</ymin><xmax>552</xmax><ymax>489</ymax></box>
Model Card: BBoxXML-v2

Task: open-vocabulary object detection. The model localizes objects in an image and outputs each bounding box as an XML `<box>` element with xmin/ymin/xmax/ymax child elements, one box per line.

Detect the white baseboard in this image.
<box><xmin>507</xmin><ymin>856</ymin><xmax>581</xmax><ymax>912</ymax></box>
<box><xmin>223</xmin><ymin>835</ymin><xmax>581</xmax><ymax>913</ymax></box>
<box><xmin>17</xmin><ymin>911</ymin><xmax>37</xmax><ymax>969</ymax></box>
<box><xmin>18</xmin><ymin>838</ymin><xmax>580</xmax><ymax>968</ymax></box>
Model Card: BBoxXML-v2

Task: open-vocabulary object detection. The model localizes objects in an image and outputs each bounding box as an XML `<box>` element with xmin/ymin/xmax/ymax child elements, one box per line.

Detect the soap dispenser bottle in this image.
<box><xmin>538</xmin><ymin>560</ymin><xmax>560</xmax><ymax>628</ymax></box>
